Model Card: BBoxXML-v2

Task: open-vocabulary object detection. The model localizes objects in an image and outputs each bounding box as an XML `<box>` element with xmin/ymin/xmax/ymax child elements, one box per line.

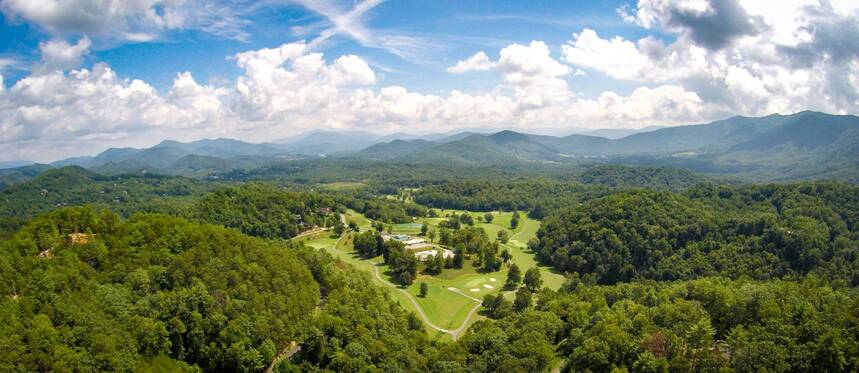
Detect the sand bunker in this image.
<box><xmin>470</xmin><ymin>288</ymin><xmax>481</xmax><ymax>292</ymax></box>
<box><xmin>483</xmin><ymin>284</ymin><xmax>494</xmax><ymax>289</ymax></box>
<box><xmin>489</xmin><ymin>278</ymin><xmax>497</xmax><ymax>282</ymax></box>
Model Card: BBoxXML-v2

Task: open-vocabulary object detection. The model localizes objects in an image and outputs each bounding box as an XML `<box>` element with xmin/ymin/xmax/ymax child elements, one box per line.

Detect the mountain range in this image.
<box><xmin>1</xmin><ymin>111</ymin><xmax>857</xmax><ymax>185</ymax></box>
<box><xmin>354</xmin><ymin>111</ymin><xmax>859</xmax><ymax>181</ymax></box>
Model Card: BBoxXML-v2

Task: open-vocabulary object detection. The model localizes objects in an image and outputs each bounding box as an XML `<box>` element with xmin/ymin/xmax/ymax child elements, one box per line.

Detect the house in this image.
<box><xmin>317</xmin><ymin>207</ymin><xmax>333</xmax><ymax>215</ymax></box>
<box><xmin>406</xmin><ymin>243</ymin><xmax>433</xmax><ymax>250</ymax></box>
<box><xmin>402</xmin><ymin>238</ymin><xmax>426</xmax><ymax>246</ymax></box>
<box><xmin>414</xmin><ymin>249</ymin><xmax>455</xmax><ymax>261</ymax></box>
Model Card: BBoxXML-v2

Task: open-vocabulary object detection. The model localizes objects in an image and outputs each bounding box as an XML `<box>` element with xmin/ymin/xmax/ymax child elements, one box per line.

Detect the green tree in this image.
<box><xmin>453</xmin><ymin>246</ymin><xmax>465</xmax><ymax>268</ymax></box>
<box><xmin>484</xmin><ymin>213</ymin><xmax>494</xmax><ymax>223</ymax></box>
<box><xmin>513</xmin><ymin>288</ymin><xmax>532</xmax><ymax>311</ymax></box>
<box><xmin>500</xmin><ymin>249</ymin><xmax>511</xmax><ymax>263</ymax></box>
<box><xmin>497</xmin><ymin>230</ymin><xmax>509</xmax><ymax>243</ymax></box>
<box><xmin>419</xmin><ymin>282</ymin><xmax>428</xmax><ymax>298</ymax></box>
<box><xmin>506</xmin><ymin>264</ymin><xmax>522</xmax><ymax>289</ymax></box>
<box><xmin>510</xmin><ymin>212</ymin><xmax>520</xmax><ymax>229</ymax></box>
<box><xmin>333</xmin><ymin>221</ymin><xmax>345</xmax><ymax>235</ymax></box>
<box><xmin>524</xmin><ymin>267</ymin><xmax>542</xmax><ymax>292</ymax></box>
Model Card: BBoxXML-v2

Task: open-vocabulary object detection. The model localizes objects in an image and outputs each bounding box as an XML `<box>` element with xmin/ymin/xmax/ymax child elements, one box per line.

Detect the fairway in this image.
<box><xmin>300</xmin><ymin>209</ymin><xmax>566</xmax><ymax>339</ymax></box>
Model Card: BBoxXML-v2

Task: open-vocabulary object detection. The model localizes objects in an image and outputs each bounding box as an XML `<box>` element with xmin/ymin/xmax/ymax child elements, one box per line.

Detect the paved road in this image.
<box><xmin>265</xmin><ymin>341</ymin><xmax>301</xmax><ymax>373</ymax></box>
<box><xmin>371</xmin><ymin>265</ymin><xmax>455</xmax><ymax>335</ymax></box>
<box><xmin>326</xmin><ymin>217</ymin><xmax>482</xmax><ymax>340</ymax></box>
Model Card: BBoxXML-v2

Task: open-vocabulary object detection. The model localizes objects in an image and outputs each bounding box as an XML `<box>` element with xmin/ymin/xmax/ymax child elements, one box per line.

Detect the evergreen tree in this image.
<box><xmin>506</xmin><ymin>264</ymin><xmax>522</xmax><ymax>289</ymax></box>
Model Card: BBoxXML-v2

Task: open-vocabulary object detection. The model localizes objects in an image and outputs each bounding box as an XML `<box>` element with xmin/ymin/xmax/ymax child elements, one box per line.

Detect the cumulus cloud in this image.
<box><xmin>566</xmin><ymin>0</ymin><xmax>859</xmax><ymax>117</ymax></box>
<box><xmin>5</xmin><ymin>0</ymin><xmax>859</xmax><ymax>163</ymax></box>
<box><xmin>0</xmin><ymin>63</ymin><xmax>231</xmax><ymax>161</ymax></box>
<box><xmin>568</xmin><ymin>85</ymin><xmax>706</xmax><ymax>124</ymax></box>
<box><xmin>496</xmin><ymin>41</ymin><xmax>570</xmax><ymax>108</ymax></box>
<box><xmin>562</xmin><ymin>29</ymin><xmax>651</xmax><ymax>80</ymax></box>
<box><xmin>620</xmin><ymin>0</ymin><xmax>761</xmax><ymax>50</ymax></box>
<box><xmin>38</xmin><ymin>36</ymin><xmax>91</xmax><ymax>72</ymax></box>
<box><xmin>1</xmin><ymin>38</ymin><xmax>722</xmax><ymax>161</ymax></box>
<box><xmin>447</xmin><ymin>51</ymin><xmax>495</xmax><ymax>73</ymax></box>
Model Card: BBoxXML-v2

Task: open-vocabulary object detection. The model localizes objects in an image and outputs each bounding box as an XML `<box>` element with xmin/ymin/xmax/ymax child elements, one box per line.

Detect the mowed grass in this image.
<box><xmin>405</xmin><ymin>280</ymin><xmax>476</xmax><ymax>329</ymax></box>
<box><xmin>344</xmin><ymin>209</ymin><xmax>372</xmax><ymax>230</ymax></box>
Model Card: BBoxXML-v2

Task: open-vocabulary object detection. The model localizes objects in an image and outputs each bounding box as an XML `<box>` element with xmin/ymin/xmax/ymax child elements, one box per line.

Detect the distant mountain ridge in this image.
<box><xmin>51</xmin><ymin>138</ymin><xmax>288</xmax><ymax>171</ymax></box>
<box><xmin>353</xmin><ymin>111</ymin><xmax>859</xmax><ymax>181</ymax></box>
<box><xmin>5</xmin><ymin>110</ymin><xmax>856</xmax><ymax>185</ymax></box>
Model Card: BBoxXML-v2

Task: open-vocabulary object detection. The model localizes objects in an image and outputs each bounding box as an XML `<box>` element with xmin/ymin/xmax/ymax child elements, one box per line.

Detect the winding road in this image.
<box><xmin>324</xmin><ymin>213</ymin><xmax>483</xmax><ymax>340</ymax></box>
<box><xmin>370</xmin><ymin>264</ymin><xmax>481</xmax><ymax>340</ymax></box>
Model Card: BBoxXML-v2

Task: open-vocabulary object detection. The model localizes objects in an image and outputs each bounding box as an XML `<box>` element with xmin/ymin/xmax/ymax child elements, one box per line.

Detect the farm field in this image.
<box><xmin>301</xmin><ymin>209</ymin><xmax>565</xmax><ymax>340</ymax></box>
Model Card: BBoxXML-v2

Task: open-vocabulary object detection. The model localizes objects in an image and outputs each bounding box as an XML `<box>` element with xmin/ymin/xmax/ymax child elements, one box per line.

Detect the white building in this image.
<box><xmin>414</xmin><ymin>249</ymin><xmax>455</xmax><ymax>261</ymax></box>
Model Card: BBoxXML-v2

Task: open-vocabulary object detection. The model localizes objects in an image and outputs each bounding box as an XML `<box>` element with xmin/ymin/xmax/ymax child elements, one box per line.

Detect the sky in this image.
<box><xmin>1</xmin><ymin>0</ymin><xmax>858</xmax><ymax>162</ymax></box>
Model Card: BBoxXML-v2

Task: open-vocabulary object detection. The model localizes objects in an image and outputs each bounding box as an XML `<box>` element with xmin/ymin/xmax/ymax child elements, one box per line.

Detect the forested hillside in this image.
<box><xmin>188</xmin><ymin>184</ymin><xmax>339</xmax><ymax>239</ymax></box>
<box><xmin>0</xmin><ymin>207</ymin><xmax>319</xmax><ymax>371</ymax></box>
<box><xmin>1</xmin><ymin>163</ymin><xmax>858</xmax><ymax>372</ymax></box>
<box><xmin>0</xmin><ymin>167</ymin><xmax>212</xmax><ymax>235</ymax></box>
<box><xmin>0</xmin><ymin>207</ymin><xmax>440</xmax><ymax>372</ymax></box>
<box><xmin>474</xmin><ymin>277</ymin><xmax>859</xmax><ymax>372</ymax></box>
<box><xmin>533</xmin><ymin>182</ymin><xmax>859</xmax><ymax>285</ymax></box>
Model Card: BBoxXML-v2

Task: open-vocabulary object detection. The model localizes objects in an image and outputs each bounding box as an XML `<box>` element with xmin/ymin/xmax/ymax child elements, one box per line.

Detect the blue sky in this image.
<box><xmin>0</xmin><ymin>1</ymin><xmax>650</xmax><ymax>94</ymax></box>
<box><xmin>0</xmin><ymin>0</ymin><xmax>857</xmax><ymax>162</ymax></box>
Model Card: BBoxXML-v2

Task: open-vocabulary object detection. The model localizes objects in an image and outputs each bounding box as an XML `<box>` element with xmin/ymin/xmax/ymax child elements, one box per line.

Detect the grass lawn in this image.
<box><xmin>391</xmin><ymin>222</ymin><xmax>423</xmax><ymax>233</ymax></box>
<box><xmin>344</xmin><ymin>209</ymin><xmax>372</xmax><ymax>230</ymax></box>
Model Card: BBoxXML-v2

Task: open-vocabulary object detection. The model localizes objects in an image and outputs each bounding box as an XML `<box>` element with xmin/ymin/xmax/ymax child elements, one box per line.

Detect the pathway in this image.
<box><xmin>508</xmin><ymin>218</ymin><xmax>532</xmax><ymax>246</ymax></box>
<box><xmin>264</xmin><ymin>341</ymin><xmax>301</xmax><ymax>373</ymax></box>
<box><xmin>371</xmin><ymin>265</ymin><xmax>455</xmax><ymax>336</ymax></box>
<box><xmin>369</xmin><ymin>262</ymin><xmax>482</xmax><ymax>340</ymax></box>
<box><xmin>320</xmin><ymin>214</ymin><xmax>484</xmax><ymax>340</ymax></box>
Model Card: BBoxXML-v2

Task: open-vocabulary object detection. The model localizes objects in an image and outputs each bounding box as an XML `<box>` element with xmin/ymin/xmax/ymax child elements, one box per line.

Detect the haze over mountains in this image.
<box><xmin>4</xmin><ymin>111</ymin><xmax>858</xmax><ymax>183</ymax></box>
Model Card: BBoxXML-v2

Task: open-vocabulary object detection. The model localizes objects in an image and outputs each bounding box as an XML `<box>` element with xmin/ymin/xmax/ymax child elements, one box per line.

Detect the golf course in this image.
<box><xmin>300</xmin><ymin>209</ymin><xmax>565</xmax><ymax>341</ymax></box>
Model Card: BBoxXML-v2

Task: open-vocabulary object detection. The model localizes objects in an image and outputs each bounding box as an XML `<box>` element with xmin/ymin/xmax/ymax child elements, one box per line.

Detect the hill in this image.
<box><xmin>0</xmin><ymin>166</ymin><xmax>212</xmax><ymax>234</ymax></box>
<box><xmin>277</xmin><ymin>130</ymin><xmax>384</xmax><ymax>155</ymax></box>
<box><xmin>352</xmin><ymin>111</ymin><xmax>859</xmax><ymax>182</ymax></box>
<box><xmin>0</xmin><ymin>164</ymin><xmax>52</xmax><ymax>189</ymax></box>
<box><xmin>52</xmin><ymin>138</ymin><xmax>290</xmax><ymax>175</ymax></box>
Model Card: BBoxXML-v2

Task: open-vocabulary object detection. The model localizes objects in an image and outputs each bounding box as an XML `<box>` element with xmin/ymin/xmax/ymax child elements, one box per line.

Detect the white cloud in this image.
<box><xmin>496</xmin><ymin>41</ymin><xmax>570</xmax><ymax>108</ymax></box>
<box><xmin>169</xmin><ymin>71</ymin><xmax>228</xmax><ymax>119</ymax></box>
<box><xmin>0</xmin><ymin>57</ymin><xmax>18</xmax><ymax>72</ymax></box>
<box><xmin>562</xmin><ymin>29</ymin><xmax>650</xmax><ymax>80</ymax></box>
<box><xmin>38</xmin><ymin>37</ymin><xmax>91</xmax><ymax>73</ymax></box>
<box><xmin>619</xmin><ymin>0</ymin><xmax>760</xmax><ymax>50</ymax></box>
<box><xmin>564</xmin><ymin>1</ymin><xmax>859</xmax><ymax>117</ymax></box>
<box><xmin>447</xmin><ymin>51</ymin><xmax>495</xmax><ymax>73</ymax></box>
<box><xmin>0</xmin><ymin>63</ymin><xmax>230</xmax><ymax>161</ymax></box>
<box><xmin>0</xmin><ymin>0</ymin><xmax>252</xmax><ymax>41</ymax></box>
<box><xmin>568</xmin><ymin>85</ymin><xmax>707</xmax><ymax>126</ymax></box>
<box><xmin>5</xmin><ymin>0</ymin><xmax>859</xmax><ymax>164</ymax></box>
<box><xmin>293</xmin><ymin>0</ymin><xmax>432</xmax><ymax>61</ymax></box>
